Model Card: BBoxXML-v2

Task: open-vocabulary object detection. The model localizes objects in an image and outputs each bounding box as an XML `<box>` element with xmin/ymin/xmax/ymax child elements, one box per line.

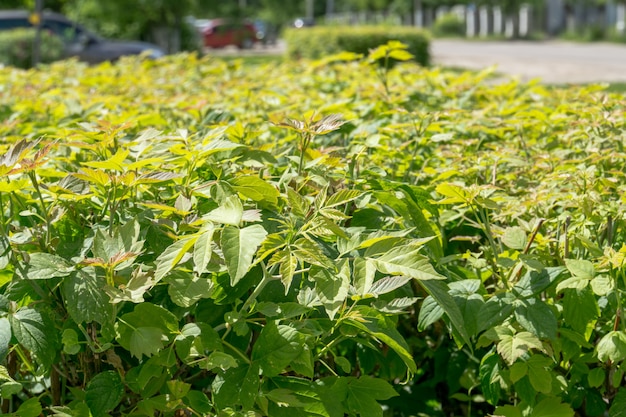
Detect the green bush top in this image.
<box><xmin>284</xmin><ymin>25</ymin><xmax>431</xmax><ymax>65</ymax></box>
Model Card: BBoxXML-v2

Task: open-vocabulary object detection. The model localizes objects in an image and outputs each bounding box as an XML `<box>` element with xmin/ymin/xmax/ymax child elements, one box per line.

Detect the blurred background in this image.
<box><xmin>2</xmin><ymin>0</ymin><xmax>625</xmax><ymax>54</ymax></box>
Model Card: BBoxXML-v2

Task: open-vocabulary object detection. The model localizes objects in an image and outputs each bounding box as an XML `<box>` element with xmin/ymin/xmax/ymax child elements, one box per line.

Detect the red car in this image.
<box><xmin>200</xmin><ymin>19</ymin><xmax>259</xmax><ymax>49</ymax></box>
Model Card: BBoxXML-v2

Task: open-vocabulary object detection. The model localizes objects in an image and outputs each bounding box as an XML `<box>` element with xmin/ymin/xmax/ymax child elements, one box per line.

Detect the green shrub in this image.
<box><xmin>284</xmin><ymin>25</ymin><xmax>430</xmax><ymax>66</ymax></box>
<box><xmin>0</xmin><ymin>28</ymin><xmax>65</xmax><ymax>69</ymax></box>
<box><xmin>432</xmin><ymin>12</ymin><xmax>465</xmax><ymax>37</ymax></box>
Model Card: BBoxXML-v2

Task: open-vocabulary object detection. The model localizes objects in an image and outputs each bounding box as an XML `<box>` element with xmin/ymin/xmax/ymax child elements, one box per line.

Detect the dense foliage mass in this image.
<box><xmin>0</xmin><ymin>45</ymin><xmax>625</xmax><ymax>417</ymax></box>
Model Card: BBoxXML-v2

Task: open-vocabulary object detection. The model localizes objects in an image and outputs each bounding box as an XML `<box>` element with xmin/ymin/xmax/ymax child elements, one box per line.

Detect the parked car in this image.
<box><xmin>0</xmin><ymin>10</ymin><xmax>164</xmax><ymax>64</ymax></box>
<box><xmin>199</xmin><ymin>19</ymin><xmax>259</xmax><ymax>49</ymax></box>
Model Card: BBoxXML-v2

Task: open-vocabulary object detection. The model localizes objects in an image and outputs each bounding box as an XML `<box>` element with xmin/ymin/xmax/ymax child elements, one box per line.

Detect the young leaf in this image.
<box><xmin>324</xmin><ymin>189</ymin><xmax>362</xmax><ymax>208</ymax></box>
<box><xmin>417</xmin><ymin>296</ymin><xmax>444</xmax><ymax>331</ymax></box>
<box><xmin>230</xmin><ymin>175</ymin><xmax>279</xmax><ymax>207</ymax></box>
<box><xmin>154</xmin><ymin>235</ymin><xmax>198</xmax><ymax>282</ymax></box>
<box><xmin>497</xmin><ymin>332</ymin><xmax>544</xmax><ymax>365</ymax></box>
<box><xmin>368</xmin><ymin>275</ymin><xmax>412</xmax><ymax>297</ymax></box>
<box><xmin>221</xmin><ymin>224</ymin><xmax>267</xmax><ymax>286</ymax></box>
<box><xmin>370</xmin><ymin>246</ymin><xmax>445</xmax><ymax>281</ymax></box>
<box><xmin>353</xmin><ymin>258</ymin><xmax>376</xmax><ymax>297</ymax></box>
<box><xmin>311</xmin><ymin>265</ymin><xmax>349</xmax><ymax>320</ymax></box>
<box><xmin>501</xmin><ymin>227</ymin><xmax>527</xmax><ymax>250</ymax></box>
<box><xmin>597</xmin><ymin>331</ymin><xmax>626</xmax><ymax>364</ymax></box>
<box><xmin>193</xmin><ymin>224</ymin><xmax>215</xmax><ymax>275</ymax></box>
<box><xmin>205</xmin><ymin>195</ymin><xmax>244</xmax><ymax>226</ymax></box>
<box><xmin>346</xmin><ymin>306</ymin><xmax>417</xmax><ymax>374</ymax></box>
<box><xmin>85</xmin><ymin>371</ymin><xmax>124</xmax><ymax>417</ymax></box>
<box><xmin>165</xmin><ymin>270</ymin><xmax>213</xmax><ymax>308</ymax></box>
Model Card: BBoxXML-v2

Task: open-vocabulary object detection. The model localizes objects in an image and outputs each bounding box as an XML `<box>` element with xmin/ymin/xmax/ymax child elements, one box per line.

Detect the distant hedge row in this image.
<box><xmin>283</xmin><ymin>26</ymin><xmax>431</xmax><ymax>66</ymax></box>
<box><xmin>0</xmin><ymin>28</ymin><xmax>65</xmax><ymax>69</ymax></box>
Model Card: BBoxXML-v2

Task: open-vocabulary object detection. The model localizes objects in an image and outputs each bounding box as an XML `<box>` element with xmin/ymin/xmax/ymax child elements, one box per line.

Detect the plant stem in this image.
<box><xmin>28</xmin><ymin>171</ymin><xmax>51</xmax><ymax>250</ymax></box>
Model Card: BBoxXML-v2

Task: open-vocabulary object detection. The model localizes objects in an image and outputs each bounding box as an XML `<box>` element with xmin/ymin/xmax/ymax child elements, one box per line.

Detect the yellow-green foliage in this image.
<box><xmin>284</xmin><ymin>25</ymin><xmax>431</xmax><ymax>65</ymax></box>
<box><xmin>1</xmin><ymin>52</ymin><xmax>626</xmax><ymax>417</ymax></box>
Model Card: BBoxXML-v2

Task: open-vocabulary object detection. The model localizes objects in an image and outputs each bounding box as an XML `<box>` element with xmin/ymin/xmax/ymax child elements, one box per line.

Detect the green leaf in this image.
<box><xmin>193</xmin><ymin>225</ymin><xmax>215</xmax><ymax>275</ymax></box>
<box><xmin>562</xmin><ymin>288</ymin><xmax>599</xmax><ymax>340</ymax></box>
<box><xmin>509</xmin><ymin>361</ymin><xmax>528</xmax><ymax>383</ymax></box>
<box><xmin>588</xmin><ymin>368</ymin><xmax>605</xmax><ymax>388</ymax></box>
<box><xmin>565</xmin><ymin>258</ymin><xmax>595</xmax><ymax>280</ymax></box>
<box><xmin>477</xmin><ymin>293</ymin><xmax>515</xmax><ymax>333</ymax></box>
<box><xmin>19</xmin><ymin>252</ymin><xmax>73</xmax><ymax>279</ymax></box>
<box><xmin>63</xmin><ymin>268</ymin><xmax>115</xmax><ymax>325</ymax></box>
<box><xmin>513</xmin><ymin>267</ymin><xmax>563</xmax><ymax>298</ymax></box>
<box><xmin>514</xmin><ymin>298</ymin><xmax>557</xmax><ymax>340</ymax></box>
<box><xmin>154</xmin><ymin>235</ymin><xmax>198</xmax><ymax>282</ymax></box>
<box><xmin>479</xmin><ymin>352</ymin><xmax>502</xmax><ymax>405</ymax></box>
<box><xmin>324</xmin><ymin>189</ymin><xmax>362</xmax><ymax>208</ymax></box>
<box><xmin>252</xmin><ymin>321</ymin><xmax>304</xmax><ymax>377</ymax></box>
<box><xmin>165</xmin><ymin>270</ymin><xmax>213</xmax><ymax>308</ymax></box>
<box><xmin>497</xmin><ymin>332</ymin><xmax>544</xmax><ymax>365</ymax></box>
<box><xmin>9</xmin><ymin>307</ymin><xmax>59</xmax><ymax>368</ymax></box>
<box><xmin>344</xmin><ymin>376</ymin><xmax>398</xmax><ymax>417</ymax></box>
<box><xmin>49</xmin><ymin>403</ymin><xmax>92</xmax><ymax>417</ymax></box>
<box><xmin>230</xmin><ymin>175</ymin><xmax>279</xmax><ymax>207</ymax></box>
<box><xmin>14</xmin><ymin>397</ymin><xmax>42</xmax><ymax>417</ymax></box>
<box><xmin>501</xmin><ymin>227</ymin><xmax>527</xmax><ymax>250</ymax></box>
<box><xmin>311</xmin><ymin>264</ymin><xmax>349</xmax><ymax>320</ymax></box>
<box><xmin>0</xmin><ymin>317</ymin><xmax>10</xmax><ymax>361</ymax></box>
<box><xmin>527</xmin><ymin>355</ymin><xmax>553</xmax><ymax>394</ymax></box>
<box><xmin>417</xmin><ymin>296</ymin><xmax>444</xmax><ymax>331</ymax></box>
<box><xmin>185</xmin><ymin>390</ymin><xmax>213</xmax><ymax>415</ymax></box>
<box><xmin>115</xmin><ymin>303</ymin><xmax>178</xmax><ymax>358</ymax></box>
<box><xmin>530</xmin><ymin>397</ymin><xmax>574</xmax><ymax>417</ymax></box>
<box><xmin>493</xmin><ymin>405</ymin><xmax>522</xmax><ymax>417</ymax></box>
<box><xmin>597</xmin><ymin>331</ymin><xmax>626</xmax><ymax>364</ymax></box>
<box><xmin>369</xmin><ymin>275</ymin><xmax>412</xmax><ymax>296</ymax></box>
<box><xmin>212</xmin><ymin>363</ymin><xmax>260</xmax><ymax>410</ymax></box>
<box><xmin>346</xmin><ymin>306</ymin><xmax>417</xmax><ymax>374</ymax></box>
<box><xmin>609</xmin><ymin>388</ymin><xmax>626</xmax><ymax>417</ymax></box>
<box><xmin>370</xmin><ymin>246</ymin><xmax>445</xmax><ymax>280</ymax></box>
<box><xmin>206</xmin><ymin>195</ymin><xmax>244</xmax><ymax>226</ymax></box>
<box><xmin>167</xmin><ymin>380</ymin><xmax>191</xmax><ymax>400</ymax></box>
<box><xmin>129</xmin><ymin>327</ymin><xmax>165</xmax><ymax>359</ymax></box>
<box><xmin>85</xmin><ymin>371</ymin><xmax>124</xmax><ymax>417</ymax></box>
<box><xmin>62</xmin><ymin>329</ymin><xmax>81</xmax><ymax>355</ymax></box>
<box><xmin>419</xmin><ymin>280</ymin><xmax>471</xmax><ymax>347</ymax></box>
<box><xmin>221</xmin><ymin>224</ymin><xmax>267</xmax><ymax>286</ymax></box>
<box><xmin>353</xmin><ymin>258</ymin><xmax>376</xmax><ymax>296</ymax></box>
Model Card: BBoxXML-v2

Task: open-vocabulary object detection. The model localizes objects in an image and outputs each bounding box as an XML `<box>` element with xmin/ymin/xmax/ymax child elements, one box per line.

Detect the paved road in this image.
<box><xmin>207</xmin><ymin>39</ymin><xmax>626</xmax><ymax>84</ymax></box>
<box><xmin>431</xmin><ymin>39</ymin><xmax>626</xmax><ymax>84</ymax></box>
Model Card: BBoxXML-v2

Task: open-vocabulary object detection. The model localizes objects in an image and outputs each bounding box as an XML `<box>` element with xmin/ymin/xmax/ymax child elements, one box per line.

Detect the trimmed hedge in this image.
<box><xmin>284</xmin><ymin>25</ymin><xmax>430</xmax><ymax>66</ymax></box>
<box><xmin>433</xmin><ymin>12</ymin><xmax>466</xmax><ymax>37</ymax></box>
<box><xmin>0</xmin><ymin>28</ymin><xmax>65</xmax><ymax>69</ymax></box>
